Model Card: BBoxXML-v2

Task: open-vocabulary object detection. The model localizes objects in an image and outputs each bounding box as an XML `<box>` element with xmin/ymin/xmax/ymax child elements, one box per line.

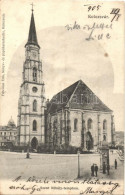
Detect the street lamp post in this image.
<box><xmin>77</xmin><ymin>149</ymin><xmax>80</xmax><ymax>178</ymax></box>
<box><xmin>26</xmin><ymin>142</ymin><xmax>30</xmax><ymax>159</ymax></box>
<box><xmin>100</xmin><ymin>150</ymin><xmax>102</xmax><ymax>169</ymax></box>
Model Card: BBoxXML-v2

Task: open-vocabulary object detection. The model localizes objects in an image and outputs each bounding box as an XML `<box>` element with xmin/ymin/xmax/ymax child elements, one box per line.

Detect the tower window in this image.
<box><xmin>33</xmin><ymin>120</ymin><xmax>37</xmax><ymax>131</ymax></box>
<box><xmin>74</xmin><ymin>118</ymin><xmax>78</xmax><ymax>131</ymax></box>
<box><xmin>87</xmin><ymin>118</ymin><xmax>92</xmax><ymax>130</ymax></box>
<box><xmin>33</xmin><ymin>100</ymin><xmax>37</xmax><ymax>112</ymax></box>
<box><xmin>103</xmin><ymin>120</ymin><xmax>107</xmax><ymax>130</ymax></box>
<box><xmin>103</xmin><ymin>135</ymin><xmax>106</xmax><ymax>141</ymax></box>
<box><xmin>33</xmin><ymin>67</ymin><xmax>37</xmax><ymax>82</ymax></box>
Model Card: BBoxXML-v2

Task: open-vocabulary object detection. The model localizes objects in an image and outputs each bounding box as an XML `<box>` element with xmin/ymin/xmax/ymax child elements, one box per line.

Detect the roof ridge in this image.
<box><xmin>49</xmin><ymin>80</ymin><xmax>80</xmax><ymax>103</ymax></box>
<box><xmin>80</xmin><ymin>80</ymin><xmax>112</xmax><ymax>112</ymax></box>
<box><xmin>66</xmin><ymin>80</ymin><xmax>81</xmax><ymax>106</ymax></box>
<box><xmin>47</xmin><ymin>79</ymin><xmax>112</xmax><ymax>113</ymax></box>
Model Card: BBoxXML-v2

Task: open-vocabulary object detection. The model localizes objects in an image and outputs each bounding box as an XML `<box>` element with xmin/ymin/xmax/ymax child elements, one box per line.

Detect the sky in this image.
<box><xmin>0</xmin><ymin>0</ymin><xmax>124</xmax><ymax>132</ymax></box>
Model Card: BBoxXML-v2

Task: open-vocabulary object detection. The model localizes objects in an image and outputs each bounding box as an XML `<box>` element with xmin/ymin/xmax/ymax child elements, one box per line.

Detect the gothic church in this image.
<box><xmin>17</xmin><ymin>10</ymin><xmax>115</xmax><ymax>150</ymax></box>
<box><xmin>17</xmin><ymin>11</ymin><xmax>46</xmax><ymax>147</ymax></box>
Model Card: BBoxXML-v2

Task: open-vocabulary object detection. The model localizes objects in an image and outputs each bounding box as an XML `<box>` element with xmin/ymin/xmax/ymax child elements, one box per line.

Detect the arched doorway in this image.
<box><xmin>86</xmin><ymin>132</ymin><xmax>93</xmax><ymax>150</ymax></box>
<box><xmin>31</xmin><ymin>137</ymin><xmax>38</xmax><ymax>149</ymax></box>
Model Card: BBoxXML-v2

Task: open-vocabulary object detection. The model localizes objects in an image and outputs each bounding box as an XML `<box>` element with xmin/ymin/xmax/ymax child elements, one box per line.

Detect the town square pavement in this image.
<box><xmin>0</xmin><ymin>150</ymin><xmax>123</xmax><ymax>181</ymax></box>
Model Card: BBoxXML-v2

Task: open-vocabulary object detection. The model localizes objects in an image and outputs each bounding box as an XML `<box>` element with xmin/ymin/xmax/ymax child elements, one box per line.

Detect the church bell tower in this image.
<box><xmin>17</xmin><ymin>8</ymin><xmax>46</xmax><ymax>148</ymax></box>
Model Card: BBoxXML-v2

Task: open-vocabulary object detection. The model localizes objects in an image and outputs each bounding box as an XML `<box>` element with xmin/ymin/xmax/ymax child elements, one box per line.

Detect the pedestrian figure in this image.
<box><xmin>107</xmin><ymin>164</ymin><xmax>110</xmax><ymax>175</ymax></box>
<box><xmin>95</xmin><ymin>164</ymin><xmax>98</xmax><ymax>177</ymax></box>
<box><xmin>103</xmin><ymin>162</ymin><xmax>106</xmax><ymax>174</ymax></box>
<box><xmin>91</xmin><ymin>164</ymin><xmax>95</xmax><ymax>176</ymax></box>
<box><xmin>115</xmin><ymin>159</ymin><xmax>117</xmax><ymax>169</ymax></box>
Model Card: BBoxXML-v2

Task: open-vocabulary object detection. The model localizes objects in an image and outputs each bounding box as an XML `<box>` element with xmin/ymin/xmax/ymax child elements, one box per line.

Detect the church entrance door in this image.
<box><xmin>31</xmin><ymin>137</ymin><xmax>38</xmax><ymax>149</ymax></box>
<box><xmin>86</xmin><ymin>132</ymin><xmax>93</xmax><ymax>150</ymax></box>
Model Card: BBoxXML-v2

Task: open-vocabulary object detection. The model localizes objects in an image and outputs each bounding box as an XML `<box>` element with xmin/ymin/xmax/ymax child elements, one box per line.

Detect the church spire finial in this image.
<box><xmin>25</xmin><ymin>4</ymin><xmax>40</xmax><ymax>48</ymax></box>
<box><xmin>31</xmin><ymin>2</ymin><xmax>34</xmax><ymax>13</ymax></box>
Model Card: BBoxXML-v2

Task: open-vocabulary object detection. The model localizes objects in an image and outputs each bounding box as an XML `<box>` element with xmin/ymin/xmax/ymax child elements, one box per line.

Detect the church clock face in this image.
<box><xmin>32</xmin><ymin>87</ymin><xmax>38</xmax><ymax>92</ymax></box>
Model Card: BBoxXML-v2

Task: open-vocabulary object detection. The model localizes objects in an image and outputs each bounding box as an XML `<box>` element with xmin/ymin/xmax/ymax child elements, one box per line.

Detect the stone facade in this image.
<box><xmin>17</xmin><ymin>11</ymin><xmax>46</xmax><ymax>148</ymax></box>
<box><xmin>17</xmin><ymin>10</ymin><xmax>115</xmax><ymax>151</ymax></box>
<box><xmin>46</xmin><ymin>80</ymin><xmax>115</xmax><ymax>150</ymax></box>
<box><xmin>0</xmin><ymin>117</ymin><xmax>17</xmax><ymax>146</ymax></box>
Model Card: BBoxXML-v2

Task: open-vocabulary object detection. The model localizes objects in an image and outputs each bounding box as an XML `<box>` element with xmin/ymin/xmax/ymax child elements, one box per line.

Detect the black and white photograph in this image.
<box><xmin>0</xmin><ymin>0</ymin><xmax>124</xmax><ymax>194</ymax></box>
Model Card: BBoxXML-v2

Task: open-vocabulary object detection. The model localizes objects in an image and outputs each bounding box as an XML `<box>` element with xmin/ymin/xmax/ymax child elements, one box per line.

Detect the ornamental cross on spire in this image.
<box><xmin>31</xmin><ymin>3</ymin><xmax>35</xmax><ymax>12</ymax></box>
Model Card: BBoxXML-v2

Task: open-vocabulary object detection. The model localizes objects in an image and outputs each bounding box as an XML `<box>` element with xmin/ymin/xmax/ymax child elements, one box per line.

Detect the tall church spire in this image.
<box><xmin>25</xmin><ymin>8</ymin><xmax>40</xmax><ymax>48</ymax></box>
<box><xmin>17</xmin><ymin>5</ymin><xmax>46</xmax><ymax>147</ymax></box>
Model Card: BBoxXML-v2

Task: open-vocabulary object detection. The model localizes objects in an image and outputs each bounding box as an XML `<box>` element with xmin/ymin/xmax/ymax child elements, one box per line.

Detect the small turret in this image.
<box><xmin>7</xmin><ymin>116</ymin><xmax>16</xmax><ymax>127</ymax></box>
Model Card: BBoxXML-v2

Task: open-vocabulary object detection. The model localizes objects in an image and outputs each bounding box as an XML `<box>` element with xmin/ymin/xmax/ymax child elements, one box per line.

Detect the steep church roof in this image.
<box><xmin>25</xmin><ymin>11</ymin><xmax>40</xmax><ymax>48</ymax></box>
<box><xmin>47</xmin><ymin>80</ymin><xmax>112</xmax><ymax>114</ymax></box>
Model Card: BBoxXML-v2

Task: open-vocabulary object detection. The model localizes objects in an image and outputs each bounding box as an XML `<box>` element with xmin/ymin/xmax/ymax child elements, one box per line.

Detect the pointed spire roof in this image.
<box><xmin>25</xmin><ymin>10</ymin><xmax>40</xmax><ymax>48</ymax></box>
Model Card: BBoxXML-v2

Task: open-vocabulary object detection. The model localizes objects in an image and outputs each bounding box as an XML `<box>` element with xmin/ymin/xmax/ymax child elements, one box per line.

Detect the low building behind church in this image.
<box><xmin>0</xmin><ymin>117</ymin><xmax>17</xmax><ymax>148</ymax></box>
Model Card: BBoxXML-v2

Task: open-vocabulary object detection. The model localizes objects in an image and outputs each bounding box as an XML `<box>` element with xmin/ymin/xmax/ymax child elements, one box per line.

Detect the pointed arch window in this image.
<box><xmin>53</xmin><ymin>120</ymin><xmax>57</xmax><ymax>129</ymax></box>
<box><xmin>87</xmin><ymin>118</ymin><xmax>92</xmax><ymax>130</ymax></box>
<box><xmin>74</xmin><ymin>118</ymin><xmax>78</xmax><ymax>131</ymax></box>
<box><xmin>103</xmin><ymin>120</ymin><xmax>107</xmax><ymax>130</ymax></box>
<box><xmin>33</xmin><ymin>120</ymin><xmax>37</xmax><ymax>131</ymax></box>
<box><xmin>33</xmin><ymin>67</ymin><xmax>37</xmax><ymax>82</ymax></box>
<box><xmin>103</xmin><ymin>135</ymin><xmax>106</xmax><ymax>141</ymax></box>
<box><xmin>33</xmin><ymin>100</ymin><xmax>37</xmax><ymax>112</ymax></box>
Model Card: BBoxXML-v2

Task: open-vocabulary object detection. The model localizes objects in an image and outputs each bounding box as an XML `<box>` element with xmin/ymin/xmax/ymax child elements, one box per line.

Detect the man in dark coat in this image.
<box><xmin>95</xmin><ymin>164</ymin><xmax>98</xmax><ymax>177</ymax></box>
<box><xmin>103</xmin><ymin>162</ymin><xmax>106</xmax><ymax>174</ymax></box>
<box><xmin>91</xmin><ymin>164</ymin><xmax>95</xmax><ymax>176</ymax></box>
<box><xmin>115</xmin><ymin>159</ymin><xmax>117</xmax><ymax>169</ymax></box>
<box><xmin>107</xmin><ymin>164</ymin><xmax>110</xmax><ymax>175</ymax></box>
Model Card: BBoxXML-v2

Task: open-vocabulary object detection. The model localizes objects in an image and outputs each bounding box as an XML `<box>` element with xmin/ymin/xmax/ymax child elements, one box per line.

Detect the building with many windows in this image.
<box><xmin>0</xmin><ymin>117</ymin><xmax>17</xmax><ymax>147</ymax></box>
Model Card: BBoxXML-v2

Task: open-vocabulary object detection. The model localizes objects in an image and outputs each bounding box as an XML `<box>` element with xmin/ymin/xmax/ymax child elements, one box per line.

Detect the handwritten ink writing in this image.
<box><xmin>9</xmin><ymin>184</ymin><xmax>49</xmax><ymax>195</ymax></box>
<box><xmin>65</xmin><ymin>21</ymin><xmax>80</xmax><ymax>30</ymax></box>
<box><xmin>13</xmin><ymin>176</ymin><xmax>22</xmax><ymax>182</ymax></box>
<box><xmin>85</xmin><ymin>22</ymin><xmax>112</xmax><ymax>41</ymax></box>
<box><xmin>12</xmin><ymin>176</ymin><xmax>120</xmax><ymax>186</ymax></box>
<box><xmin>9</xmin><ymin>176</ymin><xmax>120</xmax><ymax>195</ymax></box>
<box><xmin>110</xmin><ymin>8</ymin><xmax>121</xmax><ymax>22</ymax></box>
<box><xmin>86</xmin><ymin>31</ymin><xmax>110</xmax><ymax>41</ymax></box>
<box><xmin>83</xmin><ymin>22</ymin><xmax>112</xmax><ymax>30</ymax></box>
<box><xmin>80</xmin><ymin>184</ymin><xmax>119</xmax><ymax>195</ymax></box>
<box><xmin>84</xmin><ymin>4</ymin><xmax>102</xmax><ymax>12</ymax></box>
<box><xmin>26</xmin><ymin>176</ymin><xmax>49</xmax><ymax>183</ymax></box>
<box><xmin>65</xmin><ymin>21</ymin><xmax>112</xmax><ymax>41</ymax></box>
